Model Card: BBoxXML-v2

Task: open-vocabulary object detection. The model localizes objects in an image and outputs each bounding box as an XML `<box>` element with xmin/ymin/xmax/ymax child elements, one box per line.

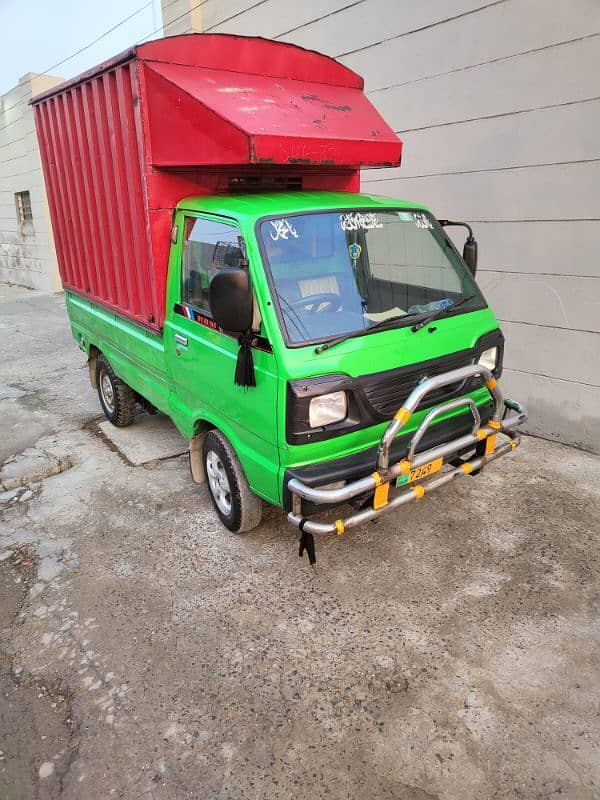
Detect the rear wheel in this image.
<box><xmin>202</xmin><ymin>430</ymin><xmax>262</xmax><ymax>533</ymax></box>
<box><xmin>96</xmin><ymin>354</ymin><xmax>136</xmax><ymax>427</ymax></box>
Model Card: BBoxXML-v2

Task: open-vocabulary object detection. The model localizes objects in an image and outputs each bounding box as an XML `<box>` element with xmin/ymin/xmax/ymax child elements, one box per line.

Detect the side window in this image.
<box><xmin>182</xmin><ymin>217</ymin><xmax>244</xmax><ymax>314</ymax></box>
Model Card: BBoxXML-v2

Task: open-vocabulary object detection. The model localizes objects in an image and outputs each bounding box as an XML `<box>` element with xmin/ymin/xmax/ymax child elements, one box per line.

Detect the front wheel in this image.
<box><xmin>202</xmin><ymin>430</ymin><xmax>262</xmax><ymax>533</ymax></box>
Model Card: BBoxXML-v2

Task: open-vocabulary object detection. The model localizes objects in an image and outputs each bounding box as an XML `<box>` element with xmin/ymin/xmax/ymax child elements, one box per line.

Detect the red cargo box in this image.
<box><xmin>32</xmin><ymin>34</ymin><xmax>402</xmax><ymax>331</ymax></box>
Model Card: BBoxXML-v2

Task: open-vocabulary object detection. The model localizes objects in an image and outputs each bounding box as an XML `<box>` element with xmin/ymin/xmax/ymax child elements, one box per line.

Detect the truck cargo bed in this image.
<box><xmin>32</xmin><ymin>34</ymin><xmax>402</xmax><ymax>331</ymax></box>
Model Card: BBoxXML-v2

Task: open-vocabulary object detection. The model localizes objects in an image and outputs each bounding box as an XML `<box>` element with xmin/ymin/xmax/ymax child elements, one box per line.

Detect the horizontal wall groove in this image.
<box><xmin>0</xmin><ymin>150</ymin><xmax>37</xmax><ymax>165</ymax></box>
<box><xmin>0</xmin><ymin>257</ymin><xmax>45</xmax><ymax>263</ymax></box>
<box><xmin>479</xmin><ymin>269</ymin><xmax>600</xmax><ymax>279</ymax></box>
<box><xmin>365</xmin><ymin>31</ymin><xmax>600</xmax><ymax>96</ymax></box>
<box><xmin>274</xmin><ymin>0</ymin><xmax>367</xmax><ymax>39</ymax></box>
<box><xmin>0</xmin><ymin>168</ymin><xmax>43</xmax><ymax>179</ymax></box>
<box><xmin>504</xmin><ymin>367</ymin><xmax>600</xmax><ymax>389</ymax></box>
<box><xmin>0</xmin><ymin>134</ymin><xmax>37</xmax><ymax>151</ymax></box>
<box><xmin>498</xmin><ymin>319</ymin><xmax>600</xmax><ymax>335</ymax></box>
<box><xmin>365</xmin><ymin>158</ymin><xmax>600</xmax><ymax>181</ymax></box>
<box><xmin>354</xmin><ymin>206</ymin><xmax>600</xmax><ymax>223</ymax></box>
<box><xmin>204</xmin><ymin>0</ymin><xmax>276</xmax><ymax>32</ymax></box>
<box><xmin>0</xmin><ymin>239</ymin><xmax>47</xmax><ymax>245</ymax></box>
<box><xmin>334</xmin><ymin>0</ymin><xmax>508</xmax><ymax>57</ymax></box>
<box><xmin>392</xmin><ymin>96</ymin><xmax>600</xmax><ymax>134</ymax></box>
<box><xmin>0</xmin><ymin>269</ymin><xmax>43</xmax><ymax>274</ymax></box>
<box><xmin>448</xmin><ymin>218</ymin><xmax>600</xmax><ymax>223</ymax></box>
<box><xmin>278</xmin><ymin>0</ymin><xmax>507</xmax><ymax>54</ymax></box>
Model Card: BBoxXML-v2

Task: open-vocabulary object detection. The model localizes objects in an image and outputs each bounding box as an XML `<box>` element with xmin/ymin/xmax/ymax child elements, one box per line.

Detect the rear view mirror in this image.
<box><xmin>438</xmin><ymin>219</ymin><xmax>478</xmax><ymax>276</ymax></box>
<box><xmin>209</xmin><ymin>268</ymin><xmax>253</xmax><ymax>333</ymax></box>
<box><xmin>462</xmin><ymin>236</ymin><xmax>478</xmax><ymax>275</ymax></box>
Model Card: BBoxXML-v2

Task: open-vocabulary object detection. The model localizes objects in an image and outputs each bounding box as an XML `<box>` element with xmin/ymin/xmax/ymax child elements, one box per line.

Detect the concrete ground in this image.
<box><xmin>1</xmin><ymin>284</ymin><xmax>599</xmax><ymax>800</ymax></box>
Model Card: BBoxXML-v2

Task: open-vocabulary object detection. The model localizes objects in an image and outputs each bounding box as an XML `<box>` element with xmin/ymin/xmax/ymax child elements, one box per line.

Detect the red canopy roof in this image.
<box><xmin>142</xmin><ymin>58</ymin><xmax>402</xmax><ymax>168</ymax></box>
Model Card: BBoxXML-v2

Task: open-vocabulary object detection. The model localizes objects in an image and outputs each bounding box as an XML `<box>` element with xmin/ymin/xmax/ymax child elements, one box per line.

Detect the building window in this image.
<box><xmin>15</xmin><ymin>190</ymin><xmax>34</xmax><ymax>234</ymax></box>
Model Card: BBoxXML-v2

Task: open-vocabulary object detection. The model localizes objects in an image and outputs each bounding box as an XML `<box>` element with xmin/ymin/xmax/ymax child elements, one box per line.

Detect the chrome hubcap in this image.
<box><xmin>206</xmin><ymin>450</ymin><xmax>232</xmax><ymax>515</ymax></box>
<box><xmin>100</xmin><ymin>371</ymin><xmax>115</xmax><ymax>414</ymax></box>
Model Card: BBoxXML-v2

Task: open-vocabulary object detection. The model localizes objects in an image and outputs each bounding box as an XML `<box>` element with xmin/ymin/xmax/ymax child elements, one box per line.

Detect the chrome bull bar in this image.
<box><xmin>287</xmin><ymin>364</ymin><xmax>527</xmax><ymax>535</ymax></box>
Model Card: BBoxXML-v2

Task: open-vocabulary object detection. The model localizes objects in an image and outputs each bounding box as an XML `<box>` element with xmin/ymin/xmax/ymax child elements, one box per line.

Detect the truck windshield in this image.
<box><xmin>259</xmin><ymin>209</ymin><xmax>485</xmax><ymax>346</ymax></box>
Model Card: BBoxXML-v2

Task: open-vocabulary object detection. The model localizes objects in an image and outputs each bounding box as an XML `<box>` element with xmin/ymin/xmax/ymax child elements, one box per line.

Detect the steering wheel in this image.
<box><xmin>290</xmin><ymin>293</ymin><xmax>342</xmax><ymax>313</ymax></box>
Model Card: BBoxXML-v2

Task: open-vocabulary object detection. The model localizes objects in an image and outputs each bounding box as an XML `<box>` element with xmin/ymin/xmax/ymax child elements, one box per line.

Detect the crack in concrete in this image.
<box><xmin>0</xmin><ymin>444</ymin><xmax>72</xmax><ymax>491</ymax></box>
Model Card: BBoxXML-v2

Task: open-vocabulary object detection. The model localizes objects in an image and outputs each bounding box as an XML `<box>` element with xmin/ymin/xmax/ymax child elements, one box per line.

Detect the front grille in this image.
<box><xmin>360</xmin><ymin>349</ymin><xmax>476</xmax><ymax>418</ymax></box>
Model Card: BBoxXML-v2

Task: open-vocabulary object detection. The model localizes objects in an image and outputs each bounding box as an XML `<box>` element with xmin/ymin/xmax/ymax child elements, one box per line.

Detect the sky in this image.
<box><xmin>0</xmin><ymin>0</ymin><xmax>164</xmax><ymax>95</ymax></box>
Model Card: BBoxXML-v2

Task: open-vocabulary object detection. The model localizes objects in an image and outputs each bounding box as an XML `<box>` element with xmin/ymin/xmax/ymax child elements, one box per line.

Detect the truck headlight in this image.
<box><xmin>309</xmin><ymin>391</ymin><xmax>347</xmax><ymax>428</ymax></box>
<box><xmin>478</xmin><ymin>346</ymin><xmax>498</xmax><ymax>372</ymax></box>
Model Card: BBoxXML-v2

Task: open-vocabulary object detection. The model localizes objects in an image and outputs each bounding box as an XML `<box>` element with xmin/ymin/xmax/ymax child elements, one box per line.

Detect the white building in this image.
<box><xmin>0</xmin><ymin>72</ymin><xmax>63</xmax><ymax>292</ymax></box>
<box><xmin>164</xmin><ymin>0</ymin><xmax>600</xmax><ymax>454</ymax></box>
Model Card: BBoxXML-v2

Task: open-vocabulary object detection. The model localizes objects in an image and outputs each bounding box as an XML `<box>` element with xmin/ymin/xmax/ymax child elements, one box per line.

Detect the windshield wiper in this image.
<box><xmin>315</xmin><ymin>314</ymin><xmax>408</xmax><ymax>354</ymax></box>
<box><xmin>411</xmin><ymin>294</ymin><xmax>477</xmax><ymax>332</ymax></box>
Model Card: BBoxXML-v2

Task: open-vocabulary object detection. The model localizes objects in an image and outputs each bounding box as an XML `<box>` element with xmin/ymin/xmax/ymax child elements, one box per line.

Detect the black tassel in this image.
<box><xmin>298</xmin><ymin>520</ymin><xmax>317</xmax><ymax>566</ymax></box>
<box><xmin>234</xmin><ymin>331</ymin><xmax>256</xmax><ymax>387</ymax></box>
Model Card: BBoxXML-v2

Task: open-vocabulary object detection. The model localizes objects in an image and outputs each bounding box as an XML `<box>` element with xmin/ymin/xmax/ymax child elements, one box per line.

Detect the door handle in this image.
<box><xmin>174</xmin><ymin>334</ymin><xmax>188</xmax><ymax>346</ymax></box>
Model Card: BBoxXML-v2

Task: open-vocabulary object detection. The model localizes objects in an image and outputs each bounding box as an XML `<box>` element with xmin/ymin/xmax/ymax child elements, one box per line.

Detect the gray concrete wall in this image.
<box><xmin>0</xmin><ymin>73</ymin><xmax>63</xmax><ymax>293</ymax></box>
<box><xmin>187</xmin><ymin>0</ymin><xmax>600</xmax><ymax>453</ymax></box>
<box><xmin>160</xmin><ymin>0</ymin><xmax>203</xmax><ymax>36</ymax></box>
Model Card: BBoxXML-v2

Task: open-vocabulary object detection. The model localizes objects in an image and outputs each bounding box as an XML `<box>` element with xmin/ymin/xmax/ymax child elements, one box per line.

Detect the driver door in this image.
<box><xmin>164</xmin><ymin>212</ymin><xmax>280</xmax><ymax>503</ymax></box>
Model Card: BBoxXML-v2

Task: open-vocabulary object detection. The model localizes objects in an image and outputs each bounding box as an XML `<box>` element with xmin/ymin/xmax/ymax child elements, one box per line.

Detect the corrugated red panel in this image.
<box><xmin>32</xmin><ymin>34</ymin><xmax>402</xmax><ymax>331</ymax></box>
<box><xmin>35</xmin><ymin>62</ymin><xmax>157</xmax><ymax>326</ymax></box>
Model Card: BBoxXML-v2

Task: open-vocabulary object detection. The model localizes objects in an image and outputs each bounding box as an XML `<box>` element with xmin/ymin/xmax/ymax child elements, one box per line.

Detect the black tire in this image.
<box><xmin>96</xmin><ymin>354</ymin><xmax>136</xmax><ymax>427</ymax></box>
<box><xmin>202</xmin><ymin>430</ymin><xmax>262</xmax><ymax>533</ymax></box>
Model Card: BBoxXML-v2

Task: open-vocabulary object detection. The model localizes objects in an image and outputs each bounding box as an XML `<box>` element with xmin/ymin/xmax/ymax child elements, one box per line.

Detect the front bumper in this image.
<box><xmin>287</xmin><ymin>364</ymin><xmax>527</xmax><ymax>534</ymax></box>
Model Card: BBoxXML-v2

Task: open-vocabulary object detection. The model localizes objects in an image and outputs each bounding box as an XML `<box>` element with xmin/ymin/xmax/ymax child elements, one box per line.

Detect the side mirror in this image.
<box><xmin>462</xmin><ymin>236</ymin><xmax>478</xmax><ymax>275</ymax></box>
<box><xmin>209</xmin><ymin>268</ymin><xmax>253</xmax><ymax>333</ymax></box>
<box><xmin>438</xmin><ymin>219</ymin><xmax>478</xmax><ymax>276</ymax></box>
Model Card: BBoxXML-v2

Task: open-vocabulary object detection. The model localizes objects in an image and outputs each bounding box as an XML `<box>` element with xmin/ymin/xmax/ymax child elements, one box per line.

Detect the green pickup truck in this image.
<box><xmin>32</xmin><ymin>35</ymin><xmax>526</xmax><ymax>547</ymax></box>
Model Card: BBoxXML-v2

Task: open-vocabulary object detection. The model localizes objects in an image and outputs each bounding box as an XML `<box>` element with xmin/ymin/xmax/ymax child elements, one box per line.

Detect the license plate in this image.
<box><xmin>396</xmin><ymin>457</ymin><xmax>443</xmax><ymax>487</ymax></box>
